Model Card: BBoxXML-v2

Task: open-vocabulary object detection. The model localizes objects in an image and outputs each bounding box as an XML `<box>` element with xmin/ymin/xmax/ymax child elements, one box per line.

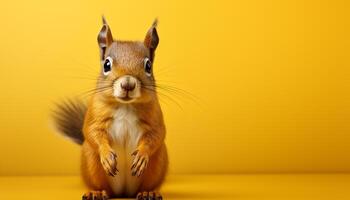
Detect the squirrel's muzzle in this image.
<box><xmin>113</xmin><ymin>75</ymin><xmax>141</xmax><ymax>103</ymax></box>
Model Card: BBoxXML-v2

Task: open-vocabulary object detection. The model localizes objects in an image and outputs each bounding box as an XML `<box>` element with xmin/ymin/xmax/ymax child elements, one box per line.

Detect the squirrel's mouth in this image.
<box><xmin>118</xmin><ymin>96</ymin><xmax>132</xmax><ymax>101</ymax></box>
<box><xmin>115</xmin><ymin>93</ymin><xmax>137</xmax><ymax>103</ymax></box>
<box><xmin>114</xmin><ymin>92</ymin><xmax>140</xmax><ymax>103</ymax></box>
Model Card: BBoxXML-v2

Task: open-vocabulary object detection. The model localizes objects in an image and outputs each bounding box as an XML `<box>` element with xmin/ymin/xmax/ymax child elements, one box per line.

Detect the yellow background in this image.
<box><xmin>0</xmin><ymin>0</ymin><xmax>349</xmax><ymax>176</ymax></box>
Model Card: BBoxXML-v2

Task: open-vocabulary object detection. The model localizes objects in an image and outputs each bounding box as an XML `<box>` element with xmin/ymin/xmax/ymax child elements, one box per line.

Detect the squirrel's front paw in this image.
<box><xmin>131</xmin><ymin>149</ymin><xmax>149</xmax><ymax>177</ymax></box>
<box><xmin>99</xmin><ymin>147</ymin><xmax>118</xmax><ymax>176</ymax></box>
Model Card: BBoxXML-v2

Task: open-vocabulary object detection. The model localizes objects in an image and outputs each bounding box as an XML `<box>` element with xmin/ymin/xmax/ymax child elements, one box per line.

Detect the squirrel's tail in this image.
<box><xmin>52</xmin><ymin>99</ymin><xmax>86</xmax><ymax>145</ymax></box>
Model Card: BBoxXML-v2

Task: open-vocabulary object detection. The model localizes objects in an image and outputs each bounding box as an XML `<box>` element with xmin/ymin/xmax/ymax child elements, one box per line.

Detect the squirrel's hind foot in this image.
<box><xmin>82</xmin><ymin>190</ymin><xmax>109</xmax><ymax>200</ymax></box>
<box><xmin>136</xmin><ymin>191</ymin><xmax>162</xmax><ymax>200</ymax></box>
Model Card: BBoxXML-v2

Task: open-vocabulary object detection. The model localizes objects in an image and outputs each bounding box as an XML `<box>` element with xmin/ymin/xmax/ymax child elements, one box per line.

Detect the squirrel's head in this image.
<box><xmin>95</xmin><ymin>17</ymin><xmax>159</xmax><ymax>104</ymax></box>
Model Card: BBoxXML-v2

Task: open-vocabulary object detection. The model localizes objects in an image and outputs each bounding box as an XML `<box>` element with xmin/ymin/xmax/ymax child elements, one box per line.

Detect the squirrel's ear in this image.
<box><xmin>97</xmin><ymin>16</ymin><xmax>113</xmax><ymax>60</ymax></box>
<box><xmin>144</xmin><ymin>19</ymin><xmax>159</xmax><ymax>61</ymax></box>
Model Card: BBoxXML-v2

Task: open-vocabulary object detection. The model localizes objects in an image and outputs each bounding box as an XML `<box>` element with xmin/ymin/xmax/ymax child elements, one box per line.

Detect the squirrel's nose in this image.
<box><xmin>121</xmin><ymin>80</ymin><xmax>136</xmax><ymax>91</ymax></box>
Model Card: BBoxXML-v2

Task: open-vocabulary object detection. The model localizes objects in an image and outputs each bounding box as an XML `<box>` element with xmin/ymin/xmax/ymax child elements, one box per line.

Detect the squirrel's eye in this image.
<box><xmin>144</xmin><ymin>58</ymin><xmax>152</xmax><ymax>77</ymax></box>
<box><xmin>103</xmin><ymin>56</ymin><xmax>113</xmax><ymax>75</ymax></box>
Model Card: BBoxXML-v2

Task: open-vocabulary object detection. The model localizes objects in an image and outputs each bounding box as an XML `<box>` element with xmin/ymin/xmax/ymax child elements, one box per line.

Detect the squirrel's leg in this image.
<box><xmin>81</xmin><ymin>142</ymin><xmax>113</xmax><ymax>200</ymax></box>
<box><xmin>136</xmin><ymin>144</ymin><xmax>168</xmax><ymax>200</ymax></box>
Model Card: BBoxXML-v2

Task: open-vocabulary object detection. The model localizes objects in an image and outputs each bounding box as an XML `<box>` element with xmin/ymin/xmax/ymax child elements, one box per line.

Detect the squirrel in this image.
<box><xmin>53</xmin><ymin>17</ymin><xmax>168</xmax><ymax>200</ymax></box>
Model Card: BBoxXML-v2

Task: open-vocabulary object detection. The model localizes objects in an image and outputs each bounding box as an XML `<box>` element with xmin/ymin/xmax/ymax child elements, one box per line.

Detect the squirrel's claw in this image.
<box><xmin>82</xmin><ymin>190</ymin><xmax>109</xmax><ymax>200</ymax></box>
<box><xmin>131</xmin><ymin>149</ymin><xmax>149</xmax><ymax>177</ymax></box>
<box><xmin>100</xmin><ymin>148</ymin><xmax>118</xmax><ymax>176</ymax></box>
<box><xmin>136</xmin><ymin>191</ymin><xmax>162</xmax><ymax>200</ymax></box>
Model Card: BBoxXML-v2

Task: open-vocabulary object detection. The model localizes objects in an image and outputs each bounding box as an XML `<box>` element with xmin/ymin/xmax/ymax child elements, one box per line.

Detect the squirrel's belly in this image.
<box><xmin>107</xmin><ymin>106</ymin><xmax>142</xmax><ymax>197</ymax></box>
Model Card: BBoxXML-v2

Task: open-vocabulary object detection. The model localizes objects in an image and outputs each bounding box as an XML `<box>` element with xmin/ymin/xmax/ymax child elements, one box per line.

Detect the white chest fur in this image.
<box><xmin>108</xmin><ymin>105</ymin><xmax>142</xmax><ymax>196</ymax></box>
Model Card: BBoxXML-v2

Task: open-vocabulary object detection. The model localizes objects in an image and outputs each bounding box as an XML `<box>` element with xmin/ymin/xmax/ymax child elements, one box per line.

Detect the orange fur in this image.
<box><xmin>80</xmin><ymin>18</ymin><xmax>168</xmax><ymax>199</ymax></box>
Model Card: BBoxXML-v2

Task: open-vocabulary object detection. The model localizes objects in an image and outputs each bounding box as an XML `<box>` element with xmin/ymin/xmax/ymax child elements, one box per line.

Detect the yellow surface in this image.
<box><xmin>1</xmin><ymin>174</ymin><xmax>350</xmax><ymax>200</ymax></box>
<box><xmin>0</xmin><ymin>0</ymin><xmax>350</xmax><ymax>176</ymax></box>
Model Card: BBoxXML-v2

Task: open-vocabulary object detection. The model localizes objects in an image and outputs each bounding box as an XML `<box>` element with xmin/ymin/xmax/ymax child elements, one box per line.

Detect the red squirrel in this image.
<box><xmin>53</xmin><ymin>17</ymin><xmax>168</xmax><ymax>200</ymax></box>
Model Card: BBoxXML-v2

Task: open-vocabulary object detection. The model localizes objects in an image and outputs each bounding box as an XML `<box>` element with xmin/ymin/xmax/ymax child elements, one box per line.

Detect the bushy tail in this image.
<box><xmin>52</xmin><ymin>99</ymin><xmax>86</xmax><ymax>145</ymax></box>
